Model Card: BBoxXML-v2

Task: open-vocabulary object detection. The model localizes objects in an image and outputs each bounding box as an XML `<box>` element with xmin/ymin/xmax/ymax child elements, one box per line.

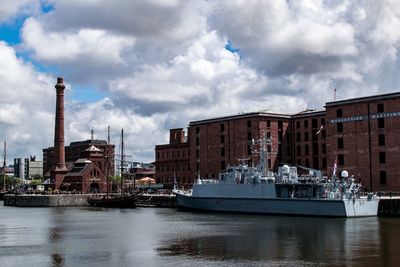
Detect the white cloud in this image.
<box><xmin>0</xmin><ymin>0</ymin><xmax>40</xmax><ymax>23</ymax></box>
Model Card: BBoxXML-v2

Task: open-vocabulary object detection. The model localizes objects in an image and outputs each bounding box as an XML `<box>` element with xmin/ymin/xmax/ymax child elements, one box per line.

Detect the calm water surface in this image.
<box><xmin>1</xmin><ymin>201</ymin><xmax>399</xmax><ymax>266</ymax></box>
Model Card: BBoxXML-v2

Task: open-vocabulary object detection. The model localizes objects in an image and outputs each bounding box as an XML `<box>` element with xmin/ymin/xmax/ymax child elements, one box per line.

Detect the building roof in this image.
<box><xmin>189</xmin><ymin>111</ymin><xmax>291</xmax><ymax>126</ymax></box>
<box><xmin>85</xmin><ymin>145</ymin><xmax>102</xmax><ymax>152</ymax></box>
<box><xmin>325</xmin><ymin>91</ymin><xmax>400</xmax><ymax>107</ymax></box>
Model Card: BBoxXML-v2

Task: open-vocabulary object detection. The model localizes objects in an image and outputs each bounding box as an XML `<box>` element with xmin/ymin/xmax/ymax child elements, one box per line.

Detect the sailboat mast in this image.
<box><xmin>2</xmin><ymin>142</ymin><xmax>6</xmax><ymax>191</ymax></box>
<box><xmin>120</xmin><ymin>129</ymin><xmax>124</xmax><ymax>194</ymax></box>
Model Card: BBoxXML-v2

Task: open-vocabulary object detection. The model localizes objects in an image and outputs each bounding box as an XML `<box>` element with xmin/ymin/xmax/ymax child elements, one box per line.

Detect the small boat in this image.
<box><xmin>87</xmin><ymin>194</ymin><xmax>136</xmax><ymax>208</ymax></box>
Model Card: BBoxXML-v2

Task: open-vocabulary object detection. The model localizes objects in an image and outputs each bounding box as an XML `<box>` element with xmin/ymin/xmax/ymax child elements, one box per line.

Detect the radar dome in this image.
<box><xmin>341</xmin><ymin>170</ymin><xmax>349</xmax><ymax>178</ymax></box>
<box><xmin>282</xmin><ymin>165</ymin><xmax>290</xmax><ymax>173</ymax></box>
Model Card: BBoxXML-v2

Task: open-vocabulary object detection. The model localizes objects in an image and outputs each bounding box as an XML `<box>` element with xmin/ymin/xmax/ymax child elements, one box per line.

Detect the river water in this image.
<box><xmin>0</xmin><ymin>201</ymin><xmax>399</xmax><ymax>267</ymax></box>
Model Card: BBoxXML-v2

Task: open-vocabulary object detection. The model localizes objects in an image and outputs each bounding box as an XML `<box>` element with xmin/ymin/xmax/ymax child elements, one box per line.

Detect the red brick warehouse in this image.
<box><xmin>155</xmin><ymin>92</ymin><xmax>400</xmax><ymax>192</ymax></box>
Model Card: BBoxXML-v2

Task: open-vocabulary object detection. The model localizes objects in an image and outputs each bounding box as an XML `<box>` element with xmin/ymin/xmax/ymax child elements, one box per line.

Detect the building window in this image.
<box><xmin>167</xmin><ymin>152</ymin><xmax>170</xmax><ymax>158</ymax></box>
<box><xmin>156</xmin><ymin>152</ymin><xmax>160</xmax><ymax>159</ymax></box>
<box><xmin>337</xmin><ymin>109</ymin><xmax>343</xmax><ymax>117</ymax></box>
<box><xmin>196</xmin><ymin>149</ymin><xmax>199</xmax><ymax>158</ymax></box>
<box><xmin>305</xmin><ymin>144</ymin><xmax>309</xmax><ymax>156</ymax></box>
<box><xmin>304</xmin><ymin>132</ymin><xmax>309</xmax><ymax>142</ymax></box>
<box><xmin>313</xmin><ymin>143</ymin><xmax>318</xmax><ymax>155</ymax></box>
<box><xmin>378</xmin><ymin>118</ymin><xmax>385</xmax><ymax>129</ymax></box>
<box><xmin>221</xmin><ymin>161</ymin><xmax>226</xmax><ymax>170</ymax></box>
<box><xmin>322</xmin><ymin>158</ymin><xmax>327</xmax><ymax>169</ymax></box>
<box><xmin>379</xmin><ymin>134</ymin><xmax>385</xmax><ymax>146</ymax></box>
<box><xmin>322</xmin><ymin>143</ymin><xmax>326</xmax><ymax>154</ymax></box>
<box><xmin>267</xmin><ymin>120</ymin><xmax>271</xmax><ymax>127</ymax></box>
<box><xmin>220</xmin><ymin>147</ymin><xmax>225</xmax><ymax>157</ymax></box>
<box><xmin>322</xmin><ymin>130</ymin><xmax>326</xmax><ymax>139</ymax></box>
<box><xmin>297</xmin><ymin>145</ymin><xmax>301</xmax><ymax>156</ymax></box>
<box><xmin>313</xmin><ymin>157</ymin><xmax>319</xmax><ymax>169</ymax></box>
<box><xmin>338</xmin><ymin>154</ymin><xmax>344</xmax><ymax>166</ymax></box>
<box><xmin>312</xmin><ymin>118</ymin><xmax>318</xmax><ymax>128</ymax></box>
<box><xmin>220</xmin><ymin>124</ymin><xmax>225</xmax><ymax>132</ymax></box>
<box><xmin>379</xmin><ymin>152</ymin><xmax>386</xmax><ymax>164</ymax></box>
<box><xmin>286</xmin><ymin>133</ymin><xmax>291</xmax><ymax>142</ymax></box>
<box><xmin>220</xmin><ymin>135</ymin><xmax>225</xmax><ymax>144</ymax></box>
<box><xmin>305</xmin><ymin>159</ymin><xmax>310</xmax><ymax>167</ymax></box>
<box><xmin>337</xmin><ymin>138</ymin><xmax>344</xmax><ymax>149</ymax></box>
<box><xmin>296</xmin><ymin>132</ymin><xmax>301</xmax><ymax>142</ymax></box>
<box><xmin>247</xmin><ymin>120</ymin><xmax>251</xmax><ymax>128</ymax></box>
<box><xmin>304</xmin><ymin>120</ymin><xmax>308</xmax><ymax>128</ymax></box>
<box><xmin>278</xmin><ymin>121</ymin><xmax>283</xmax><ymax>129</ymax></box>
<box><xmin>380</xmin><ymin>171</ymin><xmax>387</xmax><ymax>185</ymax></box>
<box><xmin>296</xmin><ymin>121</ymin><xmax>300</xmax><ymax>129</ymax></box>
<box><xmin>312</xmin><ymin>129</ymin><xmax>318</xmax><ymax>141</ymax></box>
<box><xmin>377</xmin><ymin>103</ymin><xmax>384</xmax><ymax>113</ymax></box>
<box><xmin>321</xmin><ymin>118</ymin><xmax>325</xmax><ymax>126</ymax></box>
<box><xmin>247</xmin><ymin>132</ymin><xmax>252</xmax><ymax>140</ymax></box>
<box><xmin>337</xmin><ymin>122</ymin><xmax>343</xmax><ymax>133</ymax></box>
<box><xmin>196</xmin><ymin>127</ymin><xmax>200</xmax><ymax>134</ymax></box>
<box><xmin>267</xmin><ymin>145</ymin><xmax>272</xmax><ymax>153</ymax></box>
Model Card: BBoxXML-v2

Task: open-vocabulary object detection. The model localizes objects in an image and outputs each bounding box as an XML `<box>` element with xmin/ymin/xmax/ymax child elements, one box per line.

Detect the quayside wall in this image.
<box><xmin>3</xmin><ymin>194</ymin><xmax>89</xmax><ymax>207</ymax></box>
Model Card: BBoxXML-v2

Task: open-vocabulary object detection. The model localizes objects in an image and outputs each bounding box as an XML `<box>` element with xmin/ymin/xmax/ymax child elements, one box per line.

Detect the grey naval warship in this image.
<box><xmin>173</xmin><ymin>136</ymin><xmax>379</xmax><ymax>217</ymax></box>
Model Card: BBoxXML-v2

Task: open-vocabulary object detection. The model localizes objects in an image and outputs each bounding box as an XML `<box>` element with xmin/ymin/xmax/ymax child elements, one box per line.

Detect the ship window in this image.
<box><xmin>380</xmin><ymin>171</ymin><xmax>387</xmax><ymax>185</ymax></box>
<box><xmin>378</xmin><ymin>118</ymin><xmax>385</xmax><ymax>129</ymax></box>
<box><xmin>379</xmin><ymin>134</ymin><xmax>385</xmax><ymax>146</ymax></box>
<box><xmin>379</xmin><ymin>152</ymin><xmax>386</xmax><ymax>164</ymax></box>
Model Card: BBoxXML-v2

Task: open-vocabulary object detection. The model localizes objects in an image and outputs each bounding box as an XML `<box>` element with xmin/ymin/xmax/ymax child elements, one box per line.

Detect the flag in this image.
<box><xmin>333</xmin><ymin>157</ymin><xmax>337</xmax><ymax>177</ymax></box>
<box><xmin>316</xmin><ymin>125</ymin><xmax>324</xmax><ymax>135</ymax></box>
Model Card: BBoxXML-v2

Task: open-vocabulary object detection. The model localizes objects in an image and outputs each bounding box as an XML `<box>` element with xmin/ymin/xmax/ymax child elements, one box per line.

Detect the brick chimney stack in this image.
<box><xmin>52</xmin><ymin>77</ymin><xmax>68</xmax><ymax>189</ymax></box>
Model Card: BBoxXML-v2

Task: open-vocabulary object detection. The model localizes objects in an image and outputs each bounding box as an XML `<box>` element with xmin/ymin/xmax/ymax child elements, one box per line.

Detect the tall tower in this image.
<box><xmin>52</xmin><ymin>77</ymin><xmax>68</xmax><ymax>189</ymax></box>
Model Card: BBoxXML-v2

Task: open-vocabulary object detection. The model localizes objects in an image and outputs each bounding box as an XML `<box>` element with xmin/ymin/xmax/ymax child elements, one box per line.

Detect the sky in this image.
<box><xmin>1</xmin><ymin>0</ymin><xmax>400</xmax><ymax>164</ymax></box>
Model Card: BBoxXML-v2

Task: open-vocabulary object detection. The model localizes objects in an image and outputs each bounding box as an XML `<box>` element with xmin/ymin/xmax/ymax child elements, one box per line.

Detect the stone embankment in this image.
<box><xmin>4</xmin><ymin>194</ymin><xmax>89</xmax><ymax>207</ymax></box>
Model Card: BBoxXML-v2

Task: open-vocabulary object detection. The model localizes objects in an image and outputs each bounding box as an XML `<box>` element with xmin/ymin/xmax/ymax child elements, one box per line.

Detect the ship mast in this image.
<box><xmin>120</xmin><ymin>128</ymin><xmax>124</xmax><ymax>195</ymax></box>
<box><xmin>2</xmin><ymin>141</ymin><xmax>6</xmax><ymax>191</ymax></box>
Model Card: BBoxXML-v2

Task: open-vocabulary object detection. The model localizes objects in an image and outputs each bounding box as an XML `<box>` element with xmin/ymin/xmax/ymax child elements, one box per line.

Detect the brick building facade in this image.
<box><xmin>155</xmin><ymin>92</ymin><xmax>400</xmax><ymax>191</ymax></box>
<box><xmin>43</xmin><ymin>139</ymin><xmax>115</xmax><ymax>192</ymax></box>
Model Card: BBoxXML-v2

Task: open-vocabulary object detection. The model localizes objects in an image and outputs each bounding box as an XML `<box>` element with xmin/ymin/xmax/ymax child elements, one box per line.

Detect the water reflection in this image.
<box><xmin>157</xmin><ymin>215</ymin><xmax>382</xmax><ymax>266</ymax></box>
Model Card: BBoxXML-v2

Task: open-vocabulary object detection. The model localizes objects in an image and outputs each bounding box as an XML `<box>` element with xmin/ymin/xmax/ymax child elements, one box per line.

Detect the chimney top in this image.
<box><xmin>57</xmin><ymin>77</ymin><xmax>64</xmax><ymax>84</ymax></box>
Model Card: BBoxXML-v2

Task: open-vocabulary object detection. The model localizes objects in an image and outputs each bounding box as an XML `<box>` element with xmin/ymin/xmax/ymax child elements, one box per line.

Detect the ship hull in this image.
<box><xmin>175</xmin><ymin>193</ymin><xmax>379</xmax><ymax>217</ymax></box>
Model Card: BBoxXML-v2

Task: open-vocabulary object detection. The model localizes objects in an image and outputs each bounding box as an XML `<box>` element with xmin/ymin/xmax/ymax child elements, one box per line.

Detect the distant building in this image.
<box><xmin>129</xmin><ymin>162</ymin><xmax>155</xmax><ymax>179</ymax></box>
<box><xmin>13</xmin><ymin>156</ymin><xmax>43</xmax><ymax>181</ymax></box>
<box><xmin>155</xmin><ymin>92</ymin><xmax>400</xmax><ymax>191</ymax></box>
